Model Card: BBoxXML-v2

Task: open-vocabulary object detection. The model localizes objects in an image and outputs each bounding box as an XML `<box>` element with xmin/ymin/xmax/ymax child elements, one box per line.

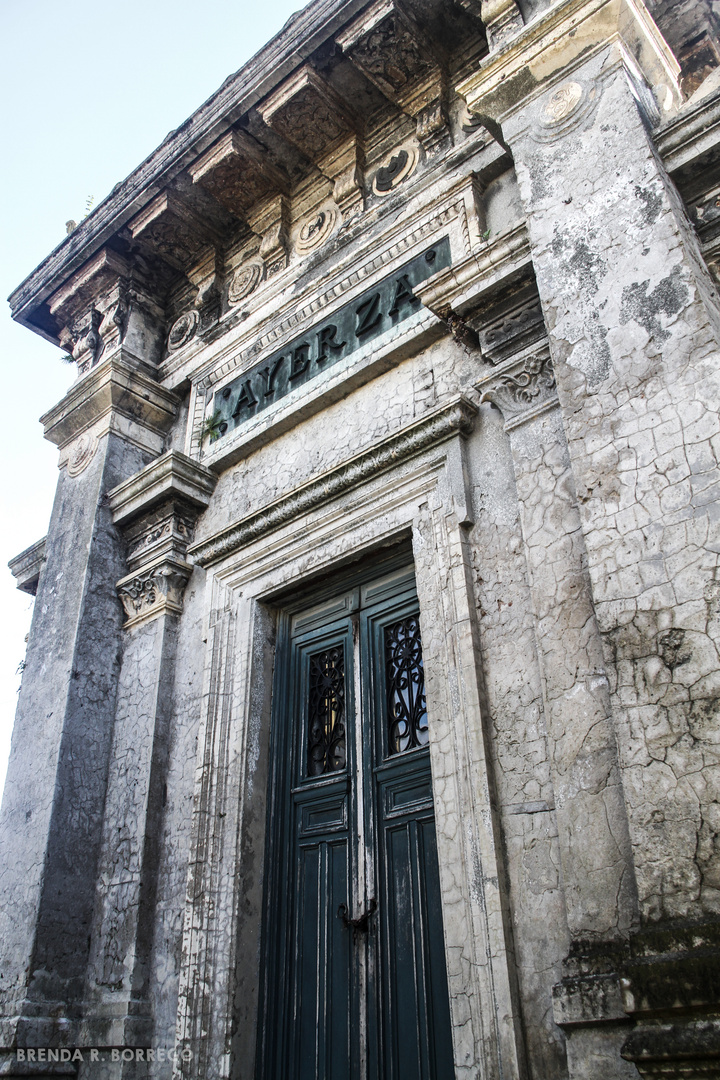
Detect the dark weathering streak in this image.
<box><xmin>212</xmin><ymin>238</ymin><xmax>451</xmax><ymax>439</ymax></box>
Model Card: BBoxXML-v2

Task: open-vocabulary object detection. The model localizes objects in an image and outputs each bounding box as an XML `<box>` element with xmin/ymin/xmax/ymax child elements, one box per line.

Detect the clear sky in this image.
<box><xmin>0</xmin><ymin>0</ymin><xmax>305</xmax><ymax>794</ymax></box>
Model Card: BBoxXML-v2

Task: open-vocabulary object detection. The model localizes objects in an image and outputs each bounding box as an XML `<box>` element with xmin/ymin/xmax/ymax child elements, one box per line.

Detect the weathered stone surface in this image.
<box><xmin>3</xmin><ymin>0</ymin><xmax>720</xmax><ymax>1076</ymax></box>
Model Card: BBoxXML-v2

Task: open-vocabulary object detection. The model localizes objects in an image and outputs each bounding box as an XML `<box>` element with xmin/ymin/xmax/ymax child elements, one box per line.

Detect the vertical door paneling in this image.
<box><xmin>258</xmin><ymin>575</ymin><xmax>454</xmax><ymax>1080</ymax></box>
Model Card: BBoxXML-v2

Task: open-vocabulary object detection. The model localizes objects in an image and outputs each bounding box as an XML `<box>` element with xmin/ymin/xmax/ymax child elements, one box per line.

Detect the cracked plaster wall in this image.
<box><xmin>0</xmin><ymin>433</ymin><xmax>149</xmax><ymax>1024</ymax></box>
<box><xmin>507</xmin><ymin>52</ymin><xmax>720</xmax><ymax>926</ymax></box>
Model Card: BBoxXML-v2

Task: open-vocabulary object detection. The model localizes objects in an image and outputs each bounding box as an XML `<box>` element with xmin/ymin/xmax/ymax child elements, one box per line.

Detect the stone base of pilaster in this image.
<box><xmin>553</xmin><ymin>923</ymin><xmax>720</xmax><ymax>1078</ymax></box>
<box><xmin>620</xmin><ymin>922</ymin><xmax>720</xmax><ymax>1078</ymax></box>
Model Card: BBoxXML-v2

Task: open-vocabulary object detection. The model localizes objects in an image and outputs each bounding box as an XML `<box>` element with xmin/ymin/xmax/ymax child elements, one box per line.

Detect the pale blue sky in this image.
<box><xmin>0</xmin><ymin>0</ymin><xmax>305</xmax><ymax>792</ymax></box>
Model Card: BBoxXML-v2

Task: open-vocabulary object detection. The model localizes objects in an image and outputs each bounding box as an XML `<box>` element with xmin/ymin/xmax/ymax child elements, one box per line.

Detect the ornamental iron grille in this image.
<box><xmin>307</xmin><ymin>645</ymin><xmax>346</xmax><ymax>775</ymax></box>
<box><xmin>385</xmin><ymin>615</ymin><xmax>429</xmax><ymax>754</ymax></box>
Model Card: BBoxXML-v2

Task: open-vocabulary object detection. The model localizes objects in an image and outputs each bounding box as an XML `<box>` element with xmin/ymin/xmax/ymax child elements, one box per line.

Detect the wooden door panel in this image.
<box><xmin>294</xmin><ymin>837</ymin><xmax>352</xmax><ymax>1080</ymax></box>
<box><xmin>258</xmin><ymin>574</ymin><xmax>454</xmax><ymax>1080</ymax></box>
<box><xmin>376</xmin><ymin>760</ymin><xmax>455</xmax><ymax>1080</ymax></box>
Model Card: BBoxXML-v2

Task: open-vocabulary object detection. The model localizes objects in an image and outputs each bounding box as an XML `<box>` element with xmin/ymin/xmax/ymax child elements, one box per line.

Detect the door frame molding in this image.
<box><xmin>172</xmin><ymin>414</ymin><xmax>527</xmax><ymax>1080</ymax></box>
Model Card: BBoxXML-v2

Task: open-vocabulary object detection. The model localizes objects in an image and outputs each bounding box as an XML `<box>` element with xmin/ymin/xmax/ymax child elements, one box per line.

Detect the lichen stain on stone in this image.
<box><xmin>633</xmin><ymin>183</ymin><xmax>664</xmax><ymax>227</ymax></box>
<box><xmin>619</xmin><ymin>265</ymin><xmax>690</xmax><ymax>343</ymax></box>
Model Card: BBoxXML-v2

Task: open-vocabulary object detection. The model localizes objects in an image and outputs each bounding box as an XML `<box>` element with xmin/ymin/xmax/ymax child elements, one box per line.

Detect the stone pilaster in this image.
<box><xmin>460</xmin><ymin>0</ymin><xmax>720</xmax><ymax>1072</ymax></box>
<box><xmin>78</xmin><ymin>453</ymin><xmax>215</xmax><ymax>1058</ymax></box>
<box><xmin>481</xmin><ymin>349</ymin><xmax>638</xmax><ymax>1075</ymax></box>
<box><xmin>0</xmin><ymin>360</ymin><xmax>178</xmax><ymax>1063</ymax></box>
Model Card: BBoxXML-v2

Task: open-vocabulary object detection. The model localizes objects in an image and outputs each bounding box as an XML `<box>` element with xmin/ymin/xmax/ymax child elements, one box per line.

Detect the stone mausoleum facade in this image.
<box><xmin>3</xmin><ymin>0</ymin><xmax>720</xmax><ymax>1076</ymax></box>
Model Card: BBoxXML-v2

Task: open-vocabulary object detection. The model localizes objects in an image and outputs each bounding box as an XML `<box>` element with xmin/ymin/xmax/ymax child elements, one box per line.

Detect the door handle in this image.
<box><xmin>338</xmin><ymin>897</ymin><xmax>377</xmax><ymax>933</ymax></box>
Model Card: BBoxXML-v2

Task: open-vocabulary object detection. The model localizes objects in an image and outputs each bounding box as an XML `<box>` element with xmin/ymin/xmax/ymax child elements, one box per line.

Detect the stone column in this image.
<box><xmin>77</xmin><ymin>453</ymin><xmax>215</xmax><ymax>1063</ymax></box>
<box><xmin>0</xmin><ymin>359</ymin><xmax>178</xmax><ymax>1061</ymax></box>
<box><xmin>460</xmin><ymin>0</ymin><xmax>720</xmax><ymax>1072</ymax></box>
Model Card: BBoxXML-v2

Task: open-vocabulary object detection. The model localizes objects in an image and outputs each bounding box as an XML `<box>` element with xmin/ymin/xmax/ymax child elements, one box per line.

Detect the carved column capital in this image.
<box><xmin>479</xmin><ymin>348</ymin><xmax>557</xmax><ymax>427</ymax></box>
<box><xmin>116</xmin><ymin>558</ymin><xmax>192</xmax><ymax>627</ymax></box>
<box><xmin>109</xmin><ymin>451</ymin><xmax>217</xmax><ymax>628</ymax></box>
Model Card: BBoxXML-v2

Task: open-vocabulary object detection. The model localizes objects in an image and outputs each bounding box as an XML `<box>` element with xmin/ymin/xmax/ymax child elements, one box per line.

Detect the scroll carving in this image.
<box><xmin>480</xmin><ymin>352</ymin><xmax>557</xmax><ymax>422</ymax></box>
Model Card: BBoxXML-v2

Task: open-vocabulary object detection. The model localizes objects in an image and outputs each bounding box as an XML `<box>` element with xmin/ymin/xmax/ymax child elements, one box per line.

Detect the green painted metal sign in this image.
<box><xmin>211</xmin><ymin>237</ymin><xmax>451</xmax><ymax>439</ymax></box>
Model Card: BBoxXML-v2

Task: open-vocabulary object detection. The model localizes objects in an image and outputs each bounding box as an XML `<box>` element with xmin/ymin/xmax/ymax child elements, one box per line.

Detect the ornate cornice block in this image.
<box><xmin>259</xmin><ymin>65</ymin><xmax>359</xmax><ymax>162</ymax></box>
<box><xmin>109</xmin><ymin>452</ymin><xmax>216</xmax><ymax>625</ymax></box>
<box><xmin>189</xmin><ymin>395</ymin><xmax>477</xmax><ymax>567</ymax></box>
<box><xmin>457</xmin><ymin>0</ymin><xmax>681</xmax><ymax>125</ymax></box>
<box><xmin>41</xmin><ymin>357</ymin><xmax>179</xmax><ymax>450</ymax></box>
<box><xmin>8</xmin><ymin>536</ymin><xmax>47</xmax><ymax>597</ymax></box>
<box><xmin>108</xmin><ymin>450</ymin><xmax>217</xmax><ymax>527</ymax></box>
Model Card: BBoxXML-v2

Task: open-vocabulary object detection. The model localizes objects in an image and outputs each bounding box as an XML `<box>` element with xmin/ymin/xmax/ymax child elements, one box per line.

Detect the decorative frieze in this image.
<box><xmin>372</xmin><ymin>142</ymin><xmax>419</xmax><ymax>195</ymax></box>
<box><xmin>227</xmin><ymin>259</ymin><xmax>263</xmax><ymax>304</ymax></box>
<box><xmin>109</xmin><ymin>451</ymin><xmax>217</xmax><ymax>628</ymax></box>
<box><xmin>189</xmin><ymin>395</ymin><xmax>477</xmax><ymax>567</ymax></box>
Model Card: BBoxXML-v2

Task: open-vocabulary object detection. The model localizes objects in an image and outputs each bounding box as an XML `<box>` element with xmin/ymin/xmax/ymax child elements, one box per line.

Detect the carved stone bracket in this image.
<box><xmin>108</xmin><ymin>450</ymin><xmax>217</xmax><ymax>628</ymax></box>
<box><xmin>480</xmin><ymin>0</ymin><xmax>524</xmax><ymax>51</ymax></box>
<box><xmin>479</xmin><ymin>349</ymin><xmax>557</xmax><ymax>426</ymax></box>
<box><xmin>259</xmin><ymin>65</ymin><xmax>359</xmax><ymax>162</ymax></box>
<box><xmin>247</xmin><ymin>195</ymin><xmax>291</xmax><ymax>276</ymax></box>
<box><xmin>127</xmin><ymin>192</ymin><xmax>221</xmax><ymax>273</ymax></box>
<box><xmin>188</xmin><ymin>129</ymin><xmax>290</xmax><ymax>218</ymax></box>
<box><xmin>48</xmin><ymin>247</ymin><xmax>166</xmax><ymax>374</ymax></box>
<box><xmin>259</xmin><ymin>65</ymin><xmax>364</xmax><ymax>222</ymax></box>
<box><xmin>337</xmin><ymin>0</ymin><xmax>448</xmax><ymax>154</ymax></box>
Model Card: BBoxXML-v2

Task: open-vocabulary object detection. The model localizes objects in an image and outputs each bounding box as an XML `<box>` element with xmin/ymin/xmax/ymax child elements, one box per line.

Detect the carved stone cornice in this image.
<box><xmin>259</xmin><ymin>65</ymin><xmax>359</xmax><ymax>162</ymax></box>
<box><xmin>336</xmin><ymin>0</ymin><xmax>448</xmax><ymax>151</ymax></box>
<box><xmin>414</xmin><ymin>223</ymin><xmax>531</xmax><ymax>316</ymax></box>
<box><xmin>8</xmin><ymin>537</ymin><xmax>47</xmax><ymax>597</ymax></box>
<box><xmin>110</xmin><ymin>452</ymin><xmax>215</xmax><ymax>627</ymax></box>
<box><xmin>188</xmin><ymin>129</ymin><xmax>290</xmax><ymax>218</ymax></box>
<box><xmin>108</xmin><ymin>450</ymin><xmax>217</xmax><ymax>526</ymax></box>
<box><xmin>109</xmin><ymin>451</ymin><xmax>217</xmax><ymax>583</ymax></box>
<box><xmin>479</xmin><ymin>348</ymin><xmax>557</xmax><ymax>427</ymax></box>
<box><xmin>457</xmin><ymin>0</ymin><xmax>681</xmax><ymax>125</ymax></box>
<box><xmin>189</xmin><ymin>396</ymin><xmax>477</xmax><ymax>567</ymax></box>
<box><xmin>41</xmin><ymin>356</ymin><xmax>179</xmax><ymax>451</ymax></box>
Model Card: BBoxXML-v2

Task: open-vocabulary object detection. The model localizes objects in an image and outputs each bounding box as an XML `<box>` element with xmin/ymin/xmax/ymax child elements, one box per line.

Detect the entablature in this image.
<box><xmin>9</xmin><ymin>0</ymin><xmax>490</xmax><ymax>361</ymax></box>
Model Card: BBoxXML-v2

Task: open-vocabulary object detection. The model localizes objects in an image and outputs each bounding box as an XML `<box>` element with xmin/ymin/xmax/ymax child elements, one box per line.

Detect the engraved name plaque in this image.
<box><xmin>210</xmin><ymin>237</ymin><xmax>451</xmax><ymax>440</ymax></box>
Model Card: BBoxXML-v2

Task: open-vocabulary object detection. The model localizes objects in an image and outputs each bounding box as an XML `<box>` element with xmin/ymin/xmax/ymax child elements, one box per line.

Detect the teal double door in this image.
<box><xmin>257</xmin><ymin>569</ymin><xmax>455</xmax><ymax>1080</ymax></box>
